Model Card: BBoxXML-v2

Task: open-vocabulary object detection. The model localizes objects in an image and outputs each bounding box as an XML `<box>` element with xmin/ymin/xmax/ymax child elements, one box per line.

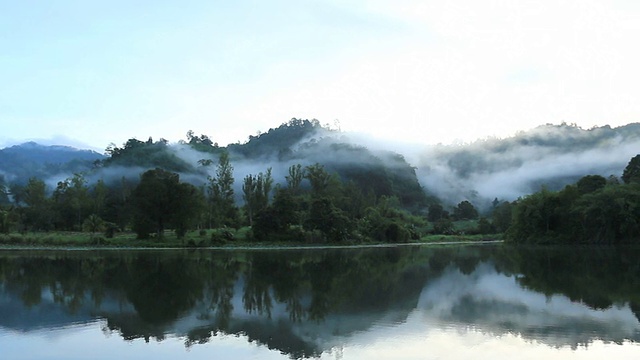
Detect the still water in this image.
<box><xmin>0</xmin><ymin>244</ymin><xmax>639</xmax><ymax>359</ymax></box>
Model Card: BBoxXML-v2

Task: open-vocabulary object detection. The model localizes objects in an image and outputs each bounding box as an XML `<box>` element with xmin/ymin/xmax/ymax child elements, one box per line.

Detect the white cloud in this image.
<box><xmin>2</xmin><ymin>1</ymin><xmax>640</xmax><ymax>149</ymax></box>
<box><xmin>225</xmin><ymin>0</ymin><xmax>640</xmax><ymax>146</ymax></box>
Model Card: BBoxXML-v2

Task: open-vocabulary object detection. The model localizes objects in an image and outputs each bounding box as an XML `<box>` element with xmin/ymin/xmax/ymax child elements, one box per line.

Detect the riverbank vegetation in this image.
<box><xmin>0</xmin><ymin>120</ymin><xmax>503</xmax><ymax>247</ymax></box>
<box><xmin>506</xmin><ymin>154</ymin><xmax>640</xmax><ymax>244</ymax></box>
<box><xmin>0</xmin><ymin>222</ymin><xmax>497</xmax><ymax>249</ymax></box>
<box><xmin>0</xmin><ymin>120</ymin><xmax>637</xmax><ymax>247</ymax></box>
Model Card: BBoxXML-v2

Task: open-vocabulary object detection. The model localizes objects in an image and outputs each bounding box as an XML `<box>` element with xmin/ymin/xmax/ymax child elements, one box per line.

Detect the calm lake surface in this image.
<box><xmin>1</xmin><ymin>244</ymin><xmax>639</xmax><ymax>359</ymax></box>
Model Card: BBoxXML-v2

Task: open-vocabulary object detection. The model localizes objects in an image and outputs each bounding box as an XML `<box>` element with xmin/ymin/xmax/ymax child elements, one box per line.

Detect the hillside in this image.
<box><xmin>98</xmin><ymin>119</ymin><xmax>430</xmax><ymax>210</ymax></box>
<box><xmin>1</xmin><ymin>121</ymin><xmax>639</xmax><ymax>212</ymax></box>
<box><xmin>415</xmin><ymin>122</ymin><xmax>640</xmax><ymax>206</ymax></box>
<box><xmin>0</xmin><ymin>142</ymin><xmax>104</xmax><ymax>184</ymax></box>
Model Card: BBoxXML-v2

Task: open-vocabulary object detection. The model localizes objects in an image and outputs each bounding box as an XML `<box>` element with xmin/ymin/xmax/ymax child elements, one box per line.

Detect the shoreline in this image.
<box><xmin>0</xmin><ymin>239</ymin><xmax>503</xmax><ymax>251</ymax></box>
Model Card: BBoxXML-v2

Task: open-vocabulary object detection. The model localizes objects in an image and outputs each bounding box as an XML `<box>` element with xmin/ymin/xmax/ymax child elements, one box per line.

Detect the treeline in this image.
<box><xmin>504</xmin><ymin>154</ymin><xmax>640</xmax><ymax>244</ymax></box>
<box><xmin>0</xmin><ymin>150</ymin><xmax>434</xmax><ymax>244</ymax></box>
<box><xmin>2</xmin><ymin>245</ymin><xmax>638</xmax><ymax>351</ymax></box>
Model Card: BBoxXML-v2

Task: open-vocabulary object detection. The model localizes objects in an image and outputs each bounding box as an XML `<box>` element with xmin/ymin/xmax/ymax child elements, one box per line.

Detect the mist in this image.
<box><xmin>10</xmin><ymin>122</ymin><xmax>640</xmax><ymax>212</ymax></box>
<box><xmin>293</xmin><ymin>123</ymin><xmax>640</xmax><ymax>209</ymax></box>
<box><xmin>415</xmin><ymin>137</ymin><xmax>639</xmax><ymax>207</ymax></box>
<box><xmin>416</xmin><ymin>263</ymin><xmax>640</xmax><ymax>348</ymax></box>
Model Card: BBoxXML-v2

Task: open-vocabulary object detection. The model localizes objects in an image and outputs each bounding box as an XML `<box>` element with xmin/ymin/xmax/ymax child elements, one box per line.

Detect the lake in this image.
<box><xmin>1</xmin><ymin>244</ymin><xmax>639</xmax><ymax>359</ymax></box>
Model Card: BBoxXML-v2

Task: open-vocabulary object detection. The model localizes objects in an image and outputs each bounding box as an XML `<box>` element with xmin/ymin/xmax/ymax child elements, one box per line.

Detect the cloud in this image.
<box><xmin>417</xmin><ymin>263</ymin><xmax>640</xmax><ymax>348</ymax></box>
<box><xmin>409</xmin><ymin>124</ymin><xmax>640</xmax><ymax>206</ymax></box>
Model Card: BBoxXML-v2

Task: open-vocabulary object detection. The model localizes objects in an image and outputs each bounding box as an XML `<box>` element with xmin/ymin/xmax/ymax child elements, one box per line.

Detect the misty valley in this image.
<box><xmin>0</xmin><ymin>120</ymin><xmax>640</xmax><ymax>358</ymax></box>
<box><xmin>1</xmin><ymin>120</ymin><xmax>639</xmax><ymax>247</ymax></box>
<box><xmin>5</xmin><ymin>0</ymin><xmax>640</xmax><ymax>358</ymax></box>
<box><xmin>1</xmin><ymin>245</ymin><xmax>639</xmax><ymax>359</ymax></box>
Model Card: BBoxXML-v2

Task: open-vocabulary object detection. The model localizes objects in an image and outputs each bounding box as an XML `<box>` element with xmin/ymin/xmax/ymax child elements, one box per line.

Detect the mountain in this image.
<box><xmin>0</xmin><ymin>142</ymin><xmax>104</xmax><ymax>183</ymax></box>
<box><xmin>415</xmin><ymin>122</ymin><xmax>640</xmax><ymax>206</ymax></box>
<box><xmin>94</xmin><ymin>119</ymin><xmax>431</xmax><ymax>210</ymax></box>
<box><xmin>1</xmin><ymin>121</ymin><xmax>639</xmax><ymax>211</ymax></box>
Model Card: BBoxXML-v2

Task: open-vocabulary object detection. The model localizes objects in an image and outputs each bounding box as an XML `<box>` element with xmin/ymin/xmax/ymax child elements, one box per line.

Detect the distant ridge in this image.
<box><xmin>0</xmin><ymin>142</ymin><xmax>104</xmax><ymax>183</ymax></box>
<box><xmin>1</xmin><ymin>121</ymin><xmax>639</xmax><ymax>206</ymax></box>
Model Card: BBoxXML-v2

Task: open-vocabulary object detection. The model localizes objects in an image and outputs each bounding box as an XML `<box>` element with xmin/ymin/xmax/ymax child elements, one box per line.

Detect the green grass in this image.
<box><xmin>417</xmin><ymin>233</ymin><xmax>502</xmax><ymax>243</ymax></box>
<box><xmin>0</xmin><ymin>223</ymin><xmax>502</xmax><ymax>249</ymax></box>
<box><xmin>453</xmin><ymin>219</ymin><xmax>481</xmax><ymax>233</ymax></box>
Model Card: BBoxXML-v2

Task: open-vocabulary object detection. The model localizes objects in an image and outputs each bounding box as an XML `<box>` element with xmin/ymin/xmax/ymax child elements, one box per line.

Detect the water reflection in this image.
<box><xmin>0</xmin><ymin>245</ymin><xmax>639</xmax><ymax>358</ymax></box>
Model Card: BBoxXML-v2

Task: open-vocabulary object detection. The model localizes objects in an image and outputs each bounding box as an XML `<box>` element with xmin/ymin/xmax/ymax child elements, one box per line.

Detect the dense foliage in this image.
<box><xmin>1</xmin><ymin>245</ymin><xmax>638</xmax><ymax>354</ymax></box>
<box><xmin>1</xmin><ymin>120</ymin><xmax>637</xmax><ymax>245</ymax></box>
<box><xmin>0</xmin><ymin>155</ymin><xmax>432</xmax><ymax>243</ymax></box>
<box><xmin>0</xmin><ymin>120</ymin><xmax>448</xmax><ymax>243</ymax></box>
<box><xmin>0</xmin><ymin>142</ymin><xmax>103</xmax><ymax>184</ymax></box>
<box><xmin>506</xmin><ymin>155</ymin><xmax>640</xmax><ymax>244</ymax></box>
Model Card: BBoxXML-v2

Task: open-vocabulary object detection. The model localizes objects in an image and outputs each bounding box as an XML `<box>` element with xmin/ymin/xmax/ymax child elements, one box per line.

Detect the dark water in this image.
<box><xmin>1</xmin><ymin>244</ymin><xmax>639</xmax><ymax>359</ymax></box>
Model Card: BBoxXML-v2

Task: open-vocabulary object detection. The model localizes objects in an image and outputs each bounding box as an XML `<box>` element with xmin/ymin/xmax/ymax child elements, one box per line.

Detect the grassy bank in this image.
<box><xmin>0</xmin><ymin>227</ymin><xmax>501</xmax><ymax>249</ymax></box>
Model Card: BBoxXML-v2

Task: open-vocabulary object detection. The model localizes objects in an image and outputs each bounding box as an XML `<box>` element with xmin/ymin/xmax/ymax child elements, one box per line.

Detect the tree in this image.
<box><xmin>187</xmin><ymin>130</ymin><xmax>218</xmax><ymax>152</ymax></box>
<box><xmin>242</xmin><ymin>175</ymin><xmax>257</xmax><ymax>227</ymax></box>
<box><xmin>207</xmin><ymin>151</ymin><xmax>238</xmax><ymax>228</ymax></box>
<box><xmin>433</xmin><ymin>218</ymin><xmax>455</xmax><ymax>235</ymax></box>
<box><xmin>285</xmin><ymin>164</ymin><xmax>305</xmax><ymax>194</ymax></box>
<box><xmin>83</xmin><ymin>214</ymin><xmax>105</xmax><ymax>243</ymax></box>
<box><xmin>131</xmin><ymin>168</ymin><xmax>202</xmax><ymax>239</ymax></box>
<box><xmin>252</xmin><ymin>187</ymin><xmax>298</xmax><ymax>241</ymax></box>
<box><xmin>453</xmin><ymin>200</ymin><xmax>478</xmax><ymax>220</ymax></box>
<box><xmin>305</xmin><ymin>164</ymin><xmax>331</xmax><ymax>197</ymax></box>
<box><xmin>0</xmin><ymin>175</ymin><xmax>9</xmax><ymax>205</ymax></box>
<box><xmin>427</xmin><ymin>203</ymin><xmax>446</xmax><ymax>222</ymax></box>
<box><xmin>68</xmin><ymin>173</ymin><xmax>89</xmax><ymax>229</ymax></box>
<box><xmin>22</xmin><ymin>178</ymin><xmax>53</xmax><ymax>231</ymax></box>
<box><xmin>574</xmin><ymin>185</ymin><xmax>640</xmax><ymax>244</ymax></box>
<box><xmin>242</xmin><ymin>168</ymin><xmax>273</xmax><ymax>227</ymax></box>
<box><xmin>92</xmin><ymin>179</ymin><xmax>108</xmax><ymax>217</ymax></box>
<box><xmin>51</xmin><ymin>174</ymin><xmax>90</xmax><ymax>231</ymax></box>
<box><xmin>491</xmin><ymin>201</ymin><xmax>513</xmax><ymax>233</ymax></box>
<box><xmin>507</xmin><ymin>189</ymin><xmax>560</xmax><ymax>242</ymax></box>
<box><xmin>0</xmin><ymin>208</ymin><xmax>11</xmax><ymax>234</ymax></box>
<box><xmin>172</xmin><ymin>182</ymin><xmax>205</xmax><ymax>239</ymax></box>
<box><xmin>576</xmin><ymin>175</ymin><xmax>607</xmax><ymax>194</ymax></box>
<box><xmin>622</xmin><ymin>154</ymin><xmax>640</xmax><ymax>184</ymax></box>
<box><xmin>305</xmin><ymin>197</ymin><xmax>352</xmax><ymax>242</ymax></box>
<box><xmin>476</xmin><ymin>217</ymin><xmax>494</xmax><ymax>234</ymax></box>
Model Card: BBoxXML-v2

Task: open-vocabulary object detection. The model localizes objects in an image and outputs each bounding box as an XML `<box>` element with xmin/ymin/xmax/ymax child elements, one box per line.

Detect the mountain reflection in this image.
<box><xmin>0</xmin><ymin>245</ymin><xmax>639</xmax><ymax>358</ymax></box>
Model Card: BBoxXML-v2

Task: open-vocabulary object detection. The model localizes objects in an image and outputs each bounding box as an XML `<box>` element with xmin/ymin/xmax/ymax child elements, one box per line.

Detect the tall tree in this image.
<box><xmin>576</xmin><ymin>175</ymin><xmax>607</xmax><ymax>194</ymax></box>
<box><xmin>0</xmin><ymin>175</ymin><xmax>9</xmax><ymax>205</ymax></box>
<box><xmin>622</xmin><ymin>154</ymin><xmax>640</xmax><ymax>184</ymax></box>
<box><xmin>92</xmin><ymin>179</ymin><xmax>108</xmax><ymax>217</ymax></box>
<box><xmin>304</xmin><ymin>163</ymin><xmax>331</xmax><ymax>197</ymax></box>
<box><xmin>207</xmin><ymin>151</ymin><xmax>238</xmax><ymax>228</ymax></box>
<box><xmin>242</xmin><ymin>168</ymin><xmax>273</xmax><ymax>227</ymax></box>
<box><xmin>22</xmin><ymin>178</ymin><xmax>53</xmax><ymax>231</ymax></box>
<box><xmin>51</xmin><ymin>174</ymin><xmax>90</xmax><ymax>230</ymax></box>
<box><xmin>131</xmin><ymin>168</ymin><xmax>202</xmax><ymax>239</ymax></box>
<box><xmin>285</xmin><ymin>164</ymin><xmax>305</xmax><ymax>194</ymax></box>
<box><xmin>453</xmin><ymin>200</ymin><xmax>478</xmax><ymax>220</ymax></box>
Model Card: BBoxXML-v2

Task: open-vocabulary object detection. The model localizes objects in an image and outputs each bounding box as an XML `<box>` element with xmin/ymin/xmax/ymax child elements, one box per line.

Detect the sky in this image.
<box><xmin>2</xmin><ymin>0</ymin><xmax>640</xmax><ymax>151</ymax></box>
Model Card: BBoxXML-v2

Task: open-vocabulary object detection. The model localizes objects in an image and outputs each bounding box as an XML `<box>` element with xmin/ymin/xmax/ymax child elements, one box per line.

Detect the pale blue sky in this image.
<box><xmin>2</xmin><ymin>0</ymin><xmax>640</xmax><ymax>151</ymax></box>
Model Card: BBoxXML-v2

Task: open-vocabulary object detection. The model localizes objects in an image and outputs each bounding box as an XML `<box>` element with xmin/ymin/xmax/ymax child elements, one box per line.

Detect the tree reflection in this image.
<box><xmin>496</xmin><ymin>245</ymin><xmax>640</xmax><ymax>311</ymax></box>
<box><xmin>0</xmin><ymin>245</ymin><xmax>639</xmax><ymax>357</ymax></box>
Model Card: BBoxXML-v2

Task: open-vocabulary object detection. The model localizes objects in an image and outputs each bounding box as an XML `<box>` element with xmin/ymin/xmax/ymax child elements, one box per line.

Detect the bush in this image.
<box><xmin>433</xmin><ymin>218</ymin><xmax>455</xmax><ymax>235</ymax></box>
<box><xmin>104</xmin><ymin>223</ymin><xmax>119</xmax><ymax>239</ymax></box>
<box><xmin>211</xmin><ymin>228</ymin><xmax>234</xmax><ymax>244</ymax></box>
<box><xmin>476</xmin><ymin>217</ymin><xmax>494</xmax><ymax>235</ymax></box>
<box><xmin>92</xmin><ymin>236</ymin><xmax>105</xmax><ymax>245</ymax></box>
<box><xmin>304</xmin><ymin>229</ymin><xmax>325</xmax><ymax>243</ymax></box>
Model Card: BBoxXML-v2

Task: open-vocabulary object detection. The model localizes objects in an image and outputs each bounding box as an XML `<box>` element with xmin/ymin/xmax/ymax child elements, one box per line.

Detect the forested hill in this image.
<box><xmin>0</xmin><ymin>142</ymin><xmax>104</xmax><ymax>183</ymax></box>
<box><xmin>2</xmin><ymin>120</ymin><xmax>639</xmax><ymax>211</ymax></box>
<box><xmin>96</xmin><ymin>119</ymin><xmax>430</xmax><ymax>210</ymax></box>
<box><xmin>416</xmin><ymin>122</ymin><xmax>640</xmax><ymax>206</ymax></box>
